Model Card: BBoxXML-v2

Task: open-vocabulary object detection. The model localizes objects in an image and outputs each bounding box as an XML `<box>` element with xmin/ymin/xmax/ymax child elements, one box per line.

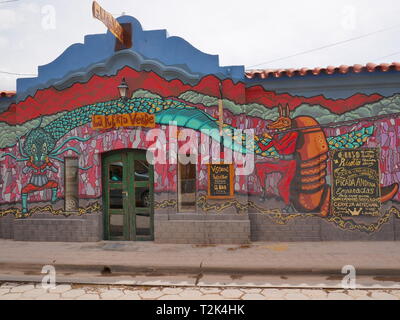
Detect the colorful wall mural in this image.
<box><xmin>1</xmin><ymin>15</ymin><xmax>400</xmax><ymax>239</ymax></box>
<box><xmin>0</xmin><ymin>65</ymin><xmax>399</xmax><ymax>237</ymax></box>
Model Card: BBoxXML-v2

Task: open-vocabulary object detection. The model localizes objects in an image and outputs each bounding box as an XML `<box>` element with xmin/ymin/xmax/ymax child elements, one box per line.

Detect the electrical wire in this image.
<box><xmin>372</xmin><ymin>51</ymin><xmax>400</xmax><ymax>62</ymax></box>
<box><xmin>0</xmin><ymin>70</ymin><xmax>36</xmax><ymax>76</ymax></box>
<box><xmin>0</xmin><ymin>0</ymin><xmax>19</xmax><ymax>4</ymax></box>
<box><xmin>248</xmin><ymin>23</ymin><xmax>400</xmax><ymax>69</ymax></box>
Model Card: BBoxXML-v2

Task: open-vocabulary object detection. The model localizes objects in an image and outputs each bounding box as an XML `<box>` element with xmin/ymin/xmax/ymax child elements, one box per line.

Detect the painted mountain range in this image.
<box><xmin>0</xmin><ymin>66</ymin><xmax>385</xmax><ymax>125</ymax></box>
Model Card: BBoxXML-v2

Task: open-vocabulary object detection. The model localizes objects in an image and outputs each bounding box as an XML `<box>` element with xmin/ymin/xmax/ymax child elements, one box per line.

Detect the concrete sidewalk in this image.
<box><xmin>1</xmin><ymin>240</ymin><xmax>400</xmax><ymax>277</ymax></box>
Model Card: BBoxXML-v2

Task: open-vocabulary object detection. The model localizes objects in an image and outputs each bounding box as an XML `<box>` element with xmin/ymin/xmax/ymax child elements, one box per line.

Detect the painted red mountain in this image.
<box><xmin>0</xmin><ymin>66</ymin><xmax>383</xmax><ymax>125</ymax></box>
<box><xmin>246</xmin><ymin>86</ymin><xmax>383</xmax><ymax>114</ymax></box>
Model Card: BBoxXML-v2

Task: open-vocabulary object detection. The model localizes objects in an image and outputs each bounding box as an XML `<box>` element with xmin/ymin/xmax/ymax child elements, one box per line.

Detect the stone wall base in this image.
<box><xmin>0</xmin><ymin>213</ymin><xmax>102</xmax><ymax>242</ymax></box>
<box><xmin>249</xmin><ymin>213</ymin><xmax>399</xmax><ymax>241</ymax></box>
<box><xmin>0</xmin><ymin>214</ymin><xmax>14</xmax><ymax>239</ymax></box>
<box><xmin>154</xmin><ymin>214</ymin><xmax>251</xmax><ymax>244</ymax></box>
<box><xmin>2</xmin><ymin>210</ymin><xmax>400</xmax><ymax>242</ymax></box>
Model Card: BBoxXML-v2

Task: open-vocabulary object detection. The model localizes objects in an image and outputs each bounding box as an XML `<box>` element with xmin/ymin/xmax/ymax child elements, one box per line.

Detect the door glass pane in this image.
<box><xmin>109</xmin><ymin>162</ymin><xmax>123</xmax><ymax>182</ymax></box>
<box><xmin>135</xmin><ymin>185</ymin><xmax>150</xmax><ymax>208</ymax></box>
<box><xmin>110</xmin><ymin>189</ymin><xmax>123</xmax><ymax>209</ymax></box>
<box><xmin>134</xmin><ymin>160</ymin><xmax>149</xmax><ymax>181</ymax></box>
<box><xmin>110</xmin><ymin>214</ymin><xmax>124</xmax><ymax>238</ymax></box>
<box><xmin>136</xmin><ymin>214</ymin><xmax>151</xmax><ymax>236</ymax></box>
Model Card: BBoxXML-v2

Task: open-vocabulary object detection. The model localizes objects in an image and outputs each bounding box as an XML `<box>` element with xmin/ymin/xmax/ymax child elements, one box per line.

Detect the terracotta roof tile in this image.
<box><xmin>0</xmin><ymin>91</ymin><xmax>16</xmax><ymax>98</ymax></box>
<box><xmin>245</xmin><ymin>62</ymin><xmax>400</xmax><ymax>79</ymax></box>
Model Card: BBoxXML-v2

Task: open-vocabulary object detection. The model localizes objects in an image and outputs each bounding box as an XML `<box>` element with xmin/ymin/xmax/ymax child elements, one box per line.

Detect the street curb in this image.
<box><xmin>1</xmin><ymin>262</ymin><xmax>400</xmax><ymax>277</ymax></box>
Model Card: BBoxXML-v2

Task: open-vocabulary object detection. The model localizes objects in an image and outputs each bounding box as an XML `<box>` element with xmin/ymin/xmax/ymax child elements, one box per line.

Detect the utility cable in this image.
<box><xmin>248</xmin><ymin>23</ymin><xmax>400</xmax><ymax>69</ymax></box>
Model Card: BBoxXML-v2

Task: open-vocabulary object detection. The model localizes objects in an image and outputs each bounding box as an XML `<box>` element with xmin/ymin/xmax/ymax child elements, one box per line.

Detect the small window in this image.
<box><xmin>178</xmin><ymin>157</ymin><xmax>196</xmax><ymax>212</ymax></box>
<box><xmin>65</xmin><ymin>158</ymin><xmax>79</xmax><ymax>212</ymax></box>
<box><xmin>109</xmin><ymin>162</ymin><xmax>123</xmax><ymax>182</ymax></box>
<box><xmin>134</xmin><ymin>159</ymin><xmax>149</xmax><ymax>181</ymax></box>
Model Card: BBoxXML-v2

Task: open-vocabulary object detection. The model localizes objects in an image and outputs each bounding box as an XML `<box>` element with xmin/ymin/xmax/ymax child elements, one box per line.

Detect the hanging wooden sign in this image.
<box><xmin>92</xmin><ymin>113</ymin><xmax>155</xmax><ymax>129</ymax></box>
<box><xmin>92</xmin><ymin>1</ymin><xmax>132</xmax><ymax>48</ymax></box>
<box><xmin>207</xmin><ymin>163</ymin><xmax>234</xmax><ymax>199</ymax></box>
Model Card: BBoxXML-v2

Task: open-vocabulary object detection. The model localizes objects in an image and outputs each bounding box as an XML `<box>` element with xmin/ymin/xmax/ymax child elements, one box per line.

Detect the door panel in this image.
<box><xmin>109</xmin><ymin>214</ymin><xmax>124</xmax><ymax>239</ymax></box>
<box><xmin>136</xmin><ymin>214</ymin><xmax>151</xmax><ymax>236</ymax></box>
<box><xmin>103</xmin><ymin>153</ymin><xmax>128</xmax><ymax>240</ymax></box>
<box><xmin>103</xmin><ymin>149</ymin><xmax>154</xmax><ymax>241</ymax></box>
<box><xmin>131</xmin><ymin>150</ymin><xmax>154</xmax><ymax>240</ymax></box>
<box><xmin>109</xmin><ymin>189</ymin><xmax>123</xmax><ymax>209</ymax></box>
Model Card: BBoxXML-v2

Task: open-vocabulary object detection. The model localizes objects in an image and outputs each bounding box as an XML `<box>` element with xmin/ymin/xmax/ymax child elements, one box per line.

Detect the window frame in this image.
<box><xmin>177</xmin><ymin>155</ymin><xmax>197</xmax><ymax>213</ymax></box>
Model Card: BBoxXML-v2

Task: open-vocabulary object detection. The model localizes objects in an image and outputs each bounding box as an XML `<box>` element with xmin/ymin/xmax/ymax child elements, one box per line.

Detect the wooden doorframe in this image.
<box><xmin>102</xmin><ymin>149</ymin><xmax>154</xmax><ymax>241</ymax></box>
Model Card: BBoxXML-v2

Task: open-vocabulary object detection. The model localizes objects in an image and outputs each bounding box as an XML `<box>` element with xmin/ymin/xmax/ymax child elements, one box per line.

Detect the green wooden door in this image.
<box><xmin>102</xmin><ymin>149</ymin><xmax>154</xmax><ymax>241</ymax></box>
<box><xmin>129</xmin><ymin>149</ymin><xmax>154</xmax><ymax>241</ymax></box>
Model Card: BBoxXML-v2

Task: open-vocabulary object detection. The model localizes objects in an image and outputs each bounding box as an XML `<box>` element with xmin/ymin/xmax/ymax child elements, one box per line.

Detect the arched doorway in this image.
<box><xmin>102</xmin><ymin>149</ymin><xmax>154</xmax><ymax>241</ymax></box>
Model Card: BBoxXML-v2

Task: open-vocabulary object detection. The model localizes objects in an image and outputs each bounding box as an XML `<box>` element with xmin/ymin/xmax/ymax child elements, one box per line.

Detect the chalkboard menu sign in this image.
<box><xmin>331</xmin><ymin>148</ymin><xmax>381</xmax><ymax>216</ymax></box>
<box><xmin>208</xmin><ymin>164</ymin><xmax>234</xmax><ymax>199</ymax></box>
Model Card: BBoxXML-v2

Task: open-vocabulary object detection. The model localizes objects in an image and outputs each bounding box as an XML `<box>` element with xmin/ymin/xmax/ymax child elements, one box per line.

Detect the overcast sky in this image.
<box><xmin>1</xmin><ymin>0</ymin><xmax>400</xmax><ymax>90</ymax></box>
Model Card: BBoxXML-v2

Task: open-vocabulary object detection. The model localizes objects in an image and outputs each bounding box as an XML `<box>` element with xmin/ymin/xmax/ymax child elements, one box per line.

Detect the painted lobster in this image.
<box><xmin>258</xmin><ymin>104</ymin><xmax>399</xmax><ymax>216</ymax></box>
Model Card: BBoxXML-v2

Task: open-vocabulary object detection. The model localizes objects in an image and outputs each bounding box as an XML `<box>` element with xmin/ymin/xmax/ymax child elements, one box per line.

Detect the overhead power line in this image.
<box><xmin>0</xmin><ymin>70</ymin><xmax>36</xmax><ymax>76</ymax></box>
<box><xmin>248</xmin><ymin>23</ymin><xmax>400</xmax><ymax>69</ymax></box>
<box><xmin>372</xmin><ymin>51</ymin><xmax>400</xmax><ymax>61</ymax></box>
<box><xmin>0</xmin><ymin>0</ymin><xmax>20</xmax><ymax>4</ymax></box>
